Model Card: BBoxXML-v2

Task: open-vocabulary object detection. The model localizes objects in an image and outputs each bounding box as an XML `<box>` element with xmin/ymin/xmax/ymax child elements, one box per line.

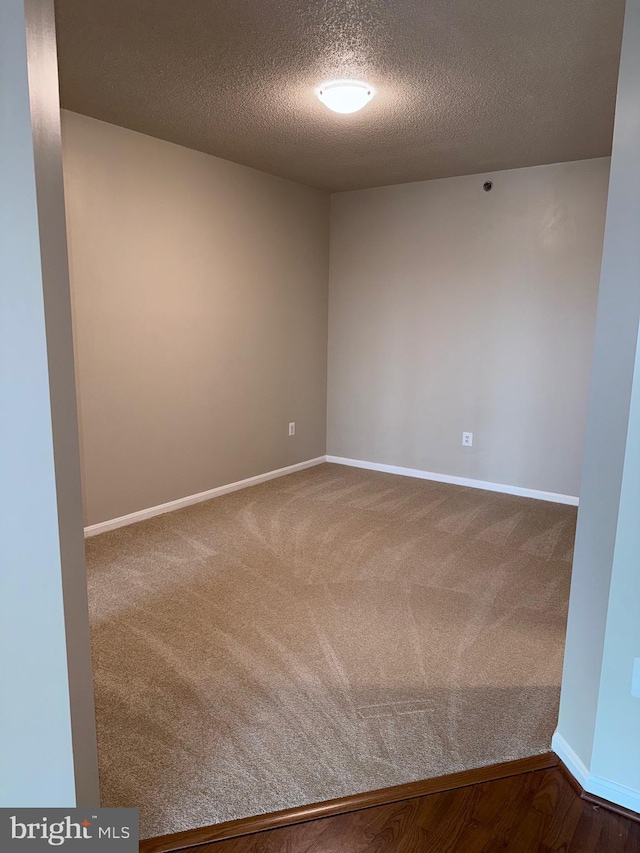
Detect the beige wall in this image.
<box><xmin>64</xmin><ymin>113</ymin><xmax>609</xmax><ymax>524</ymax></box>
<box><xmin>327</xmin><ymin>159</ymin><xmax>610</xmax><ymax>497</ymax></box>
<box><xmin>62</xmin><ymin>111</ymin><xmax>329</xmax><ymax>526</ymax></box>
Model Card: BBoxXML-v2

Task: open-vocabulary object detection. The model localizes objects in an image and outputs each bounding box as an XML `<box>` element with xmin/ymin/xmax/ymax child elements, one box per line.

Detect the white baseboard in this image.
<box><xmin>84</xmin><ymin>457</ymin><xmax>326</xmax><ymax>537</ymax></box>
<box><xmin>85</xmin><ymin>453</ymin><xmax>579</xmax><ymax>536</ymax></box>
<box><xmin>552</xmin><ymin>731</ymin><xmax>589</xmax><ymax>787</ymax></box>
<box><xmin>587</xmin><ymin>773</ymin><xmax>640</xmax><ymax>814</ymax></box>
<box><xmin>553</xmin><ymin>731</ymin><xmax>640</xmax><ymax>814</ymax></box>
<box><xmin>326</xmin><ymin>456</ymin><xmax>579</xmax><ymax>506</ymax></box>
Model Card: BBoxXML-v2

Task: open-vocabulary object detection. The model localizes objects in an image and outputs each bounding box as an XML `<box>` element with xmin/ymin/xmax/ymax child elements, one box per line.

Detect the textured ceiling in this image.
<box><xmin>54</xmin><ymin>0</ymin><xmax>625</xmax><ymax>192</ymax></box>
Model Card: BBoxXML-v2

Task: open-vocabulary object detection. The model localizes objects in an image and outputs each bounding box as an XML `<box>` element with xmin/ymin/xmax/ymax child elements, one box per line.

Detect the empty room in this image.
<box><xmin>4</xmin><ymin>0</ymin><xmax>640</xmax><ymax>851</ymax></box>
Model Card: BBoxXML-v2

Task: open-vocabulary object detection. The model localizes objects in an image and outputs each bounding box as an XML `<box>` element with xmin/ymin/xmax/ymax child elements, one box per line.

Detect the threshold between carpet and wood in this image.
<box><xmin>86</xmin><ymin>463</ymin><xmax>576</xmax><ymax>839</ymax></box>
<box><xmin>141</xmin><ymin>755</ymin><xmax>640</xmax><ymax>853</ymax></box>
<box><xmin>140</xmin><ymin>753</ymin><xmax>559</xmax><ymax>852</ymax></box>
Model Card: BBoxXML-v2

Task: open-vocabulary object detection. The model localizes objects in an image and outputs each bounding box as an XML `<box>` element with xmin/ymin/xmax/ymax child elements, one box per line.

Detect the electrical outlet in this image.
<box><xmin>462</xmin><ymin>432</ymin><xmax>473</xmax><ymax>447</ymax></box>
<box><xmin>288</xmin><ymin>422</ymin><xmax>296</xmax><ymax>436</ymax></box>
<box><xmin>632</xmin><ymin>658</ymin><xmax>640</xmax><ymax>699</ymax></box>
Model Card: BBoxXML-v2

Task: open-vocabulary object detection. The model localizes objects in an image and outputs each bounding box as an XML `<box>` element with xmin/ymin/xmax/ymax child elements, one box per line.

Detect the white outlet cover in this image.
<box><xmin>288</xmin><ymin>422</ymin><xmax>296</xmax><ymax>436</ymax></box>
<box><xmin>462</xmin><ymin>432</ymin><xmax>473</xmax><ymax>447</ymax></box>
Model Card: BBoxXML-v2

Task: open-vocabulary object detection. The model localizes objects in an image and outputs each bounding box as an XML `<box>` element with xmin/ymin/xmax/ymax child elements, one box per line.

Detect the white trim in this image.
<box><xmin>552</xmin><ymin>731</ymin><xmax>590</xmax><ymax>788</ymax></box>
<box><xmin>326</xmin><ymin>456</ymin><xmax>579</xmax><ymax>506</ymax></box>
<box><xmin>84</xmin><ymin>457</ymin><xmax>327</xmax><ymax>537</ymax></box>
<box><xmin>586</xmin><ymin>774</ymin><xmax>640</xmax><ymax>814</ymax></box>
<box><xmin>85</xmin><ymin>455</ymin><xmax>579</xmax><ymax>537</ymax></box>
<box><xmin>553</xmin><ymin>731</ymin><xmax>640</xmax><ymax>814</ymax></box>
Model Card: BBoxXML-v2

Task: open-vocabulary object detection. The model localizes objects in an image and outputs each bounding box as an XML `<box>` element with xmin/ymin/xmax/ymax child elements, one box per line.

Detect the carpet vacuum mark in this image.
<box><xmin>86</xmin><ymin>463</ymin><xmax>575</xmax><ymax>838</ymax></box>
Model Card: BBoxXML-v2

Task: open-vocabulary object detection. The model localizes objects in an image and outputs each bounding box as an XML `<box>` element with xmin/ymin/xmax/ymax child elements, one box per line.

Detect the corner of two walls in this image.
<box><xmin>63</xmin><ymin>108</ymin><xmax>611</xmax><ymax>526</ymax></box>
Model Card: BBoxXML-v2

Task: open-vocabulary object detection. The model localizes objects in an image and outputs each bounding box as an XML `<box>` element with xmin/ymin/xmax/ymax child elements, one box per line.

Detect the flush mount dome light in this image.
<box><xmin>317</xmin><ymin>80</ymin><xmax>375</xmax><ymax>114</ymax></box>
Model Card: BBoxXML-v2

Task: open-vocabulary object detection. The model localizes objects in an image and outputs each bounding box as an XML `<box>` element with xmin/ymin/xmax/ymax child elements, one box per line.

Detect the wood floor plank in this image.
<box><xmin>568</xmin><ymin>804</ymin><xmax>607</xmax><ymax>853</ymax></box>
<box><xmin>474</xmin><ymin>777</ymin><xmax>537</xmax><ymax>841</ymax></box>
<box><xmin>597</xmin><ymin>808</ymin><xmax>640</xmax><ymax>853</ymax></box>
<box><xmin>417</xmin><ymin>785</ymin><xmax>484</xmax><ymax>852</ymax></box>
<box><xmin>302</xmin><ymin>800</ymin><xmax>416</xmax><ymax>853</ymax></box>
<box><xmin>626</xmin><ymin>818</ymin><xmax>640</xmax><ymax>853</ymax></box>
<box><xmin>542</xmin><ymin>770</ymin><xmax>584</xmax><ymax>853</ymax></box>
<box><xmin>473</xmin><ymin>774</ymin><xmax>549</xmax><ymax>852</ymax></box>
<box><xmin>351</xmin><ymin>799</ymin><xmax>430</xmax><ymax>853</ymax></box>
<box><xmin>200</xmin><ymin>818</ymin><xmax>331</xmax><ymax>853</ymax></box>
<box><xmin>496</xmin><ymin>773</ymin><xmax>548</xmax><ymax>853</ymax></box>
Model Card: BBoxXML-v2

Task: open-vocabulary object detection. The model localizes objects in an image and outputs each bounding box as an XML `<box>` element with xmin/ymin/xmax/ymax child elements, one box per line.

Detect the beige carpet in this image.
<box><xmin>86</xmin><ymin>463</ymin><xmax>575</xmax><ymax>839</ymax></box>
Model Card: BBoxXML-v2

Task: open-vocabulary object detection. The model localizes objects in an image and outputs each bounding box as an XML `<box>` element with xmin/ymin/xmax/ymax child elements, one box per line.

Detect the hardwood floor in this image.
<box><xmin>188</xmin><ymin>765</ymin><xmax>639</xmax><ymax>853</ymax></box>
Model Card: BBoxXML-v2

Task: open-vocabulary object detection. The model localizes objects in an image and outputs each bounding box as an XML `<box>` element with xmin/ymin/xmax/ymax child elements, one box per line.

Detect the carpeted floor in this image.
<box><xmin>86</xmin><ymin>463</ymin><xmax>576</xmax><ymax>839</ymax></box>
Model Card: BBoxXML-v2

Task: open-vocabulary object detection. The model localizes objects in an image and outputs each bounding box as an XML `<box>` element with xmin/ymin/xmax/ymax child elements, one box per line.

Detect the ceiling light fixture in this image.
<box><xmin>317</xmin><ymin>80</ymin><xmax>375</xmax><ymax>114</ymax></box>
